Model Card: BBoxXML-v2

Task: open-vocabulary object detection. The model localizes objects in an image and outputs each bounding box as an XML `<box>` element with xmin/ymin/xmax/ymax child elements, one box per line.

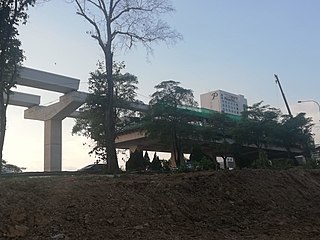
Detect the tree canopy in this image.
<box><xmin>276</xmin><ymin>113</ymin><xmax>314</xmax><ymax>158</ymax></box>
<box><xmin>145</xmin><ymin>80</ymin><xmax>197</xmax><ymax>167</ymax></box>
<box><xmin>234</xmin><ymin>102</ymin><xmax>281</xmax><ymax>150</ymax></box>
<box><xmin>73</xmin><ymin>62</ymin><xmax>139</xmax><ymax>164</ymax></box>
<box><xmin>233</xmin><ymin>101</ymin><xmax>315</xmax><ymax>168</ymax></box>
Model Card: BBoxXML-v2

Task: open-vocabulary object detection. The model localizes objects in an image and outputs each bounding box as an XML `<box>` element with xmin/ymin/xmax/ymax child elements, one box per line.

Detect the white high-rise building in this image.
<box><xmin>200</xmin><ymin>90</ymin><xmax>247</xmax><ymax>116</ymax></box>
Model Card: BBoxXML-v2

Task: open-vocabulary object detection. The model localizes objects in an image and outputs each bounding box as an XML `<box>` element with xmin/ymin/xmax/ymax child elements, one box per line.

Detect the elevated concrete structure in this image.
<box><xmin>6</xmin><ymin>91</ymin><xmax>40</xmax><ymax>108</ymax></box>
<box><xmin>17</xmin><ymin>67</ymin><xmax>80</xmax><ymax>93</ymax></box>
<box><xmin>116</xmin><ymin>128</ymin><xmax>304</xmax><ymax>169</ymax></box>
<box><xmin>12</xmin><ymin>66</ymin><xmax>301</xmax><ymax>171</ymax></box>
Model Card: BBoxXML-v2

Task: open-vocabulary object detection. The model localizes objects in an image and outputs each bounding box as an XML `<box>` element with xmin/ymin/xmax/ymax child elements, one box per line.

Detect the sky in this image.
<box><xmin>5</xmin><ymin>0</ymin><xmax>320</xmax><ymax>171</ymax></box>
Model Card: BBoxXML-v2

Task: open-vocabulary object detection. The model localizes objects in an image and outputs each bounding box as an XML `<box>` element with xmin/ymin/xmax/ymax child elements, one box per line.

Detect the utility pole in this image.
<box><xmin>274</xmin><ymin>74</ymin><xmax>292</xmax><ymax>117</ymax></box>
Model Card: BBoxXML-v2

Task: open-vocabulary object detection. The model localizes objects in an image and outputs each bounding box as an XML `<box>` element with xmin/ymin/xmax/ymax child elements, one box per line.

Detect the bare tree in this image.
<box><xmin>73</xmin><ymin>0</ymin><xmax>182</xmax><ymax>173</ymax></box>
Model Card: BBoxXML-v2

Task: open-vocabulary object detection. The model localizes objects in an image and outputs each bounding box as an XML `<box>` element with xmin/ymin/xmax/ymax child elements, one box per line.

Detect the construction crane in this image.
<box><xmin>274</xmin><ymin>74</ymin><xmax>293</xmax><ymax>117</ymax></box>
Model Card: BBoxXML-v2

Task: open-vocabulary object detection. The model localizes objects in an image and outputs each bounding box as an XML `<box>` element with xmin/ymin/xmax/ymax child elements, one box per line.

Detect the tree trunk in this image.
<box><xmin>0</xmin><ymin>91</ymin><xmax>6</xmax><ymax>173</ymax></box>
<box><xmin>104</xmin><ymin>27</ymin><xmax>119</xmax><ymax>174</ymax></box>
<box><xmin>171</xmin><ymin>125</ymin><xmax>181</xmax><ymax>167</ymax></box>
<box><xmin>176</xmin><ymin>137</ymin><xmax>184</xmax><ymax>166</ymax></box>
<box><xmin>171</xmin><ymin>136</ymin><xmax>177</xmax><ymax>168</ymax></box>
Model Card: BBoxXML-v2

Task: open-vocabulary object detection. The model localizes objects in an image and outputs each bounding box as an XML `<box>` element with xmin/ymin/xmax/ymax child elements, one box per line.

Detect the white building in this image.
<box><xmin>200</xmin><ymin>90</ymin><xmax>247</xmax><ymax>116</ymax></box>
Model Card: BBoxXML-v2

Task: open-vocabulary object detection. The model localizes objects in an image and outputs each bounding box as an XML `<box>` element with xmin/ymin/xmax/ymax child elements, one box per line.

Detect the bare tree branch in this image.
<box><xmin>87</xmin><ymin>0</ymin><xmax>101</xmax><ymax>9</ymax></box>
<box><xmin>111</xmin><ymin>0</ymin><xmax>121</xmax><ymax>14</ymax></box>
<box><xmin>75</xmin><ymin>0</ymin><xmax>106</xmax><ymax>49</ymax></box>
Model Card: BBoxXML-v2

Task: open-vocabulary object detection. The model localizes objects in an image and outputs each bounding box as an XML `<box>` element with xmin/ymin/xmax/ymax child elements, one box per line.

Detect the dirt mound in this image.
<box><xmin>1</xmin><ymin>169</ymin><xmax>320</xmax><ymax>239</ymax></box>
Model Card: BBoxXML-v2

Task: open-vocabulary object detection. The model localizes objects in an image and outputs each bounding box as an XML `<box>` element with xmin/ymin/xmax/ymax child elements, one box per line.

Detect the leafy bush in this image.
<box><xmin>126</xmin><ymin>149</ymin><xmax>148</xmax><ymax>171</ymax></box>
<box><xmin>150</xmin><ymin>153</ymin><xmax>162</xmax><ymax>171</ymax></box>
<box><xmin>193</xmin><ymin>157</ymin><xmax>216</xmax><ymax>170</ymax></box>
<box><xmin>251</xmin><ymin>150</ymin><xmax>272</xmax><ymax>169</ymax></box>
<box><xmin>304</xmin><ymin>158</ymin><xmax>320</xmax><ymax>169</ymax></box>
<box><xmin>190</xmin><ymin>145</ymin><xmax>219</xmax><ymax>170</ymax></box>
<box><xmin>161</xmin><ymin>160</ymin><xmax>171</xmax><ymax>171</ymax></box>
<box><xmin>270</xmin><ymin>158</ymin><xmax>293</xmax><ymax>169</ymax></box>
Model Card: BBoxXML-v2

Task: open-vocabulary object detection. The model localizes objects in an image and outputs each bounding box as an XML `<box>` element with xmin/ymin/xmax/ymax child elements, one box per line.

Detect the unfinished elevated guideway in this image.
<box><xmin>12</xmin><ymin>67</ymin><xmax>300</xmax><ymax>171</ymax></box>
<box><xmin>13</xmin><ymin>67</ymin><xmax>236</xmax><ymax>171</ymax></box>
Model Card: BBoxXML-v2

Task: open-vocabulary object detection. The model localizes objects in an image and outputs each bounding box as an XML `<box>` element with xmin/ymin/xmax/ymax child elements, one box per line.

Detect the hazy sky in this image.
<box><xmin>6</xmin><ymin>0</ymin><xmax>320</xmax><ymax>171</ymax></box>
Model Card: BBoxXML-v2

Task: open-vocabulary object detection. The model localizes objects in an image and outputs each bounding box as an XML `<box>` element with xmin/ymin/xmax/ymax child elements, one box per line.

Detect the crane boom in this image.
<box><xmin>274</xmin><ymin>74</ymin><xmax>292</xmax><ymax>117</ymax></box>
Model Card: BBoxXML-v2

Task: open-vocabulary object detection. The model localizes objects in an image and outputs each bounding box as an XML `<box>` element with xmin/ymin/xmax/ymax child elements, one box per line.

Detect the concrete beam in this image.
<box><xmin>17</xmin><ymin>67</ymin><xmax>80</xmax><ymax>93</ymax></box>
<box><xmin>6</xmin><ymin>91</ymin><xmax>40</xmax><ymax>108</ymax></box>
<box><xmin>115</xmin><ymin>130</ymin><xmax>165</xmax><ymax>151</ymax></box>
<box><xmin>24</xmin><ymin>91</ymin><xmax>88</xmax><ymax>121</ymax></box>
<box><xmin>127</xmin><ymin>101</ymin><xmax>149</xmax><ymax>112</ymax></box>
<box><xmin>116</xmin><ymin>130</ymin><xmax>147</xmax><ymax>143</ymax></box>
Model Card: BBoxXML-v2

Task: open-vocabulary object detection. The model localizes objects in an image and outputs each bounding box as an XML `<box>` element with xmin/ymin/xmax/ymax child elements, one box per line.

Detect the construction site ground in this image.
<box><xmin>1</xmin><ymin>168</ymin><xmax>320</xmax><ymax>239</ymax></box>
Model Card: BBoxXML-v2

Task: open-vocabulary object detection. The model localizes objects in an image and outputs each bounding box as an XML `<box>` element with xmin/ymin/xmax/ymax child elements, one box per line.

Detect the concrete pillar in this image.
<box><xmin>44</xmin><ymin>120</ymin><xmax>62</xmax><ymax>171</ymax></box>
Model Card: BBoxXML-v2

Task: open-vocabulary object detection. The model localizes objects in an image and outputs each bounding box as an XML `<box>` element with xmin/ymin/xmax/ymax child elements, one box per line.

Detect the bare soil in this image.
<box><xmin>1</xmin><ymin>169</ymin><xmax>320</xmax><ymax>239</ymax></box>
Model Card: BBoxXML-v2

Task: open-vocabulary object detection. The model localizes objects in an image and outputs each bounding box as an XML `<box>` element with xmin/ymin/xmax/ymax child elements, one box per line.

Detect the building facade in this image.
<box><xmin>200</xmin><ymin>90</ymin><xmax>247</xmax><ymax>116</ymax></box>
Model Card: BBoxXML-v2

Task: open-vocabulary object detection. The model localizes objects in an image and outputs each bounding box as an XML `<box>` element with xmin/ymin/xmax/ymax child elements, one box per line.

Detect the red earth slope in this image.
<box><xmin>1</xmin><ymin>169</ymin><xmax>320</xmax><ymax>239</ymax></box>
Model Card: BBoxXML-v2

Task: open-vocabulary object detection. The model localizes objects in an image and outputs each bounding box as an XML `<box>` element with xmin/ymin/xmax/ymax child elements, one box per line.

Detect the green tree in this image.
<box><xmin>233</xmin><ymin>102</ymin><xmax>281</xmax><ymax>168</ymax></box>
<box><xmin>145</xmin><ymin>80</ymin><xmax>197</xmax><ymax>167</ymax></box>
<box><xmin>233</xmin><ymin>102</ymin><xmax>315</xmax><ymax>168</ymax></box>
<box><xmin>72</xmin><ymin>62</ymin><xmax>139</xmax><ymax>166</ymax></box>
<box><xmin>276</xmin><ymin>113</ymin><xmax>314</xmax><ymax>160</ymax></box>
<box><xmin>0</xmin><ymin>0</ymin><xmax>35</xmax><ymax>173</ymax></box>
<box><xmin>73</xmin><ymin>0</ymin><xmax>182</xmax><ymax>173</ymax></box>
<box><xmin>202</xmin><ymin>112</ymin><xmax>237</xmax><ymax>169</ymax></box>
